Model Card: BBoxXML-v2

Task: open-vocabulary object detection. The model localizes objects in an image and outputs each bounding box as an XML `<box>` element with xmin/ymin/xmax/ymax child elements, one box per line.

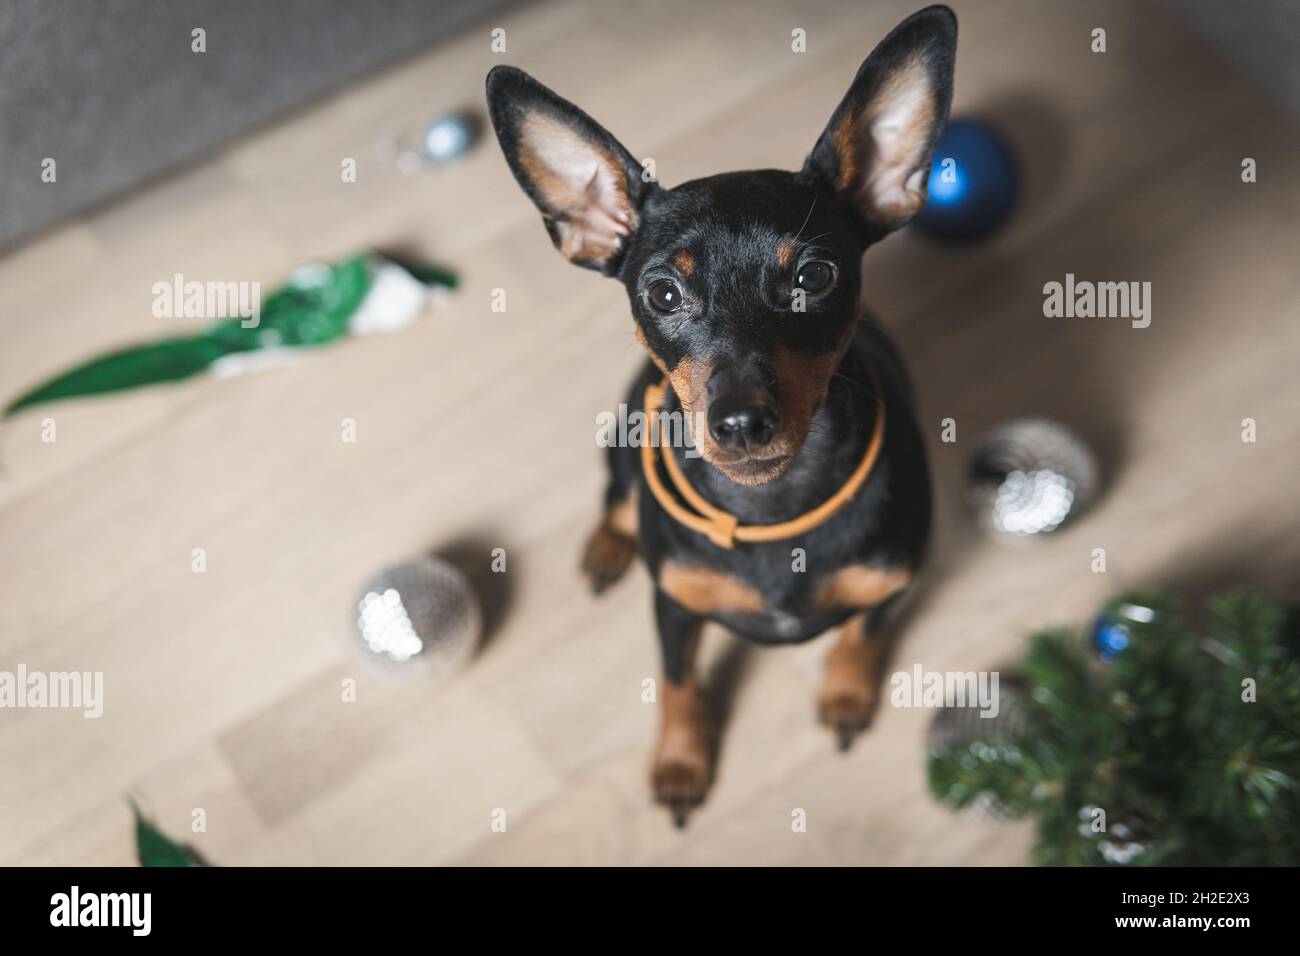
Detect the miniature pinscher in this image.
<box><xmin>487</xmin><ymin>6</ymin><xmax>955</xmax><ymax>825</ymax></box>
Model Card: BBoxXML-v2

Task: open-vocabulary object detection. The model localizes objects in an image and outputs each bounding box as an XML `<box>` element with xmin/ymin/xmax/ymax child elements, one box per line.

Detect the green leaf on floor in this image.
<box><xmin>129</xmin><ymin>798</ymin><xmax>203</xmax><ymax>867</ymax></box>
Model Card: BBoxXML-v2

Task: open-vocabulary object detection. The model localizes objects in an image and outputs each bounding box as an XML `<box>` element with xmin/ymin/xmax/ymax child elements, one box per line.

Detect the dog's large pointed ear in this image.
<box><xmin>803</xmin><ymin>5</ymin><xmax>957</xmax><ymax>235</ymax></box>
<box><xmin>486</xmin><ymin>66</ymin><xmax>653</xmax><ymax>274</ymax></box>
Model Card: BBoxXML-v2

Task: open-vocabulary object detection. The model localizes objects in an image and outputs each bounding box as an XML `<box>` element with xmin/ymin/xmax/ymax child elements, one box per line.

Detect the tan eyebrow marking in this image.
<box><xmin>777</xmin><ymin>238</ymin><xmax>797</xmax><ymax>269</ymax></box>
<box><xmin>672</xmin><ymin>250</ymin><xmax>695</xmax><ymax>275</ymax></box>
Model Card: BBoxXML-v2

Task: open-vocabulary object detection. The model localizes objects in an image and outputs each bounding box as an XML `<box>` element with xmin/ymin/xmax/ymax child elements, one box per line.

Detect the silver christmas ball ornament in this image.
<box><xmin>421</xmin><ymin>113</ymin><xmax>478</xmax><ymax>164</ymax></box>
<box><xmin>927</xmin><ymin>685</ymin><xmax>1029</xmax><ymax>821</ymax></box>
<box><xmin>355</xmin><ymin>557</ymin><xmax>481</xmax><ymax>677</ymax></box>
<box><xmin>966</xmin><ymin>419</ymin><xmax>1098</xmax><ymax>543</ymax></box>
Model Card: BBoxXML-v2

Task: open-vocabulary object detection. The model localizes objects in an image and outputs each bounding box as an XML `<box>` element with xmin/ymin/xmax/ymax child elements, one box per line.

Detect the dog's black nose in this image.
<box><xmin>708</xmin><ymin>395</ymin><xmax>779</xmax><ymax>453</ymax></box>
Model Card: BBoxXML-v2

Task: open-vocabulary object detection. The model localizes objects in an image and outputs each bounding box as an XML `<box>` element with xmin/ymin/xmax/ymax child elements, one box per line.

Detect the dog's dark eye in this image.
<box><xmin>796</xmin><ymin>260</ymin><xmax>835</xmax><ymax>295</ymax></box>
<box><xmin>647</xmin><ymin>278</ymin><xmax>684</xmax><ymax>314</ymax></box>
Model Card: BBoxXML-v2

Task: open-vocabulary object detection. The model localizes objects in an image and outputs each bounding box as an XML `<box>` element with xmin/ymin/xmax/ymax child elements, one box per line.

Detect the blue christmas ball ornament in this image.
<box><xmin>1090</xmin><ymin>601</ymin><xmax>1158</xmax><ymax>663</ymax></box>
<box><xmin>913</xmin><ymin>118</ymin><xmax>1019</xmax><ymax>241</ymax></box>
<box><xmin>1090</xmin><ymin>616</ymin><xmax>1131</xmax><ymax>663</ymax></box>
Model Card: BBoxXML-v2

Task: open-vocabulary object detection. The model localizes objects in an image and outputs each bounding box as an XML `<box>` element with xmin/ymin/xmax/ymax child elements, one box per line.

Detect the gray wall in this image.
<box><xmin>1169</xmin><ymin>0</ymin><xmax>1300</xmax><ymax>117</ymax></box>
<box><xmin>4</xmin><ymin>0</ymin><xmax>1295</xmax><ymax>250</ymax></box>
<box><xmin>0</xmin><ymin>0</ymin><xmax>515</xmax><ymax>248</ymax></box>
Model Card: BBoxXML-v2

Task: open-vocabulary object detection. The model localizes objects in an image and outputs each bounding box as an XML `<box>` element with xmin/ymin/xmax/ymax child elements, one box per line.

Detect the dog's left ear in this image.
<box><xmin>803</xmin><ymin>5</ymin><xmax>957</xmax><ymax>235</ymax></box>
<box><xmin>486</xmin><ymin>65</ymin><xmax>653</xmax><ymax>274</ymax></box>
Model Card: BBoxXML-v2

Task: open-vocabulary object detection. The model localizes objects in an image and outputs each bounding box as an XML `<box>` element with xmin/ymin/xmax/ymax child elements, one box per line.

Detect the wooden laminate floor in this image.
<box><xmin>2</xmin><ymin>0</ymin><xmax>1298</xmax><ymax>865</ymax></box>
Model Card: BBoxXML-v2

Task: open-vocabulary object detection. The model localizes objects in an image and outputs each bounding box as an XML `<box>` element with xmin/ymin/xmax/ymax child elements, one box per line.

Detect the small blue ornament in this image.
<box><xmin>1090</xmin><ymin>601</ymin><xmax>1157</xmax><ymax>662</ymax></box>
<box><xmin>913</xmin><ymin>118</ymin><xmax>1018</xmax><ymax>241</ymax></box>
<box><xmin>421</xmin><ymin>113</ymin><xmax>479</xmax><ymax>165</ymax></box>
<box><xmin>1091</xmin><ymin>616</ymin><xmax>1131</xmax><ymax>663</ymax></box>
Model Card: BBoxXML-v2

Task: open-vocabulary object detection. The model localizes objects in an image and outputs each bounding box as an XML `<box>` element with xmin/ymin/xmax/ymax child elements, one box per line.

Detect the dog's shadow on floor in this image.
<box><xmin>702</xmin><ymin>631</ymin><xmax>754</xmax><ymax>746</ymax></box>
<box><xmin>883</xmin><ymin>91</ymin><xmax>1144</xmax><ymax>620</ymax></box>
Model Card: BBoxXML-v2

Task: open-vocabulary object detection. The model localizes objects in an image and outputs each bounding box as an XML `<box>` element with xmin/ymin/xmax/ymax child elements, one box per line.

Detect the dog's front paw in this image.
<box><xmin>818</xmin><ymin>621</ymin><xmax>885</xmax><ymax>751</ymax></box>
<box><xmin>817</xmin><ymin>687</ymin><xmax>879</xmax><ymax>751</ymax></box>
<box><xmin>580</xmin><ymin>522</ymin><xmax>636</xmax><ymax>594</ymax></box>
<box><xmin>651</xmin><ymin>683</ymin><xmax>712</xmax><ymax>827</ymax></box>
<box><xmin>651</xmin><ymin>755</ymin><xmax>711</xmax><ymax>828</ymax></box>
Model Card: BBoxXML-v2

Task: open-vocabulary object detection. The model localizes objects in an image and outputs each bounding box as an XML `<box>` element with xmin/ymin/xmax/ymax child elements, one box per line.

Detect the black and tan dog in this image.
<box><xmin>487</xmin><ymin>6</ymin><xmax>955</xmax><ymax>825</ymax></box>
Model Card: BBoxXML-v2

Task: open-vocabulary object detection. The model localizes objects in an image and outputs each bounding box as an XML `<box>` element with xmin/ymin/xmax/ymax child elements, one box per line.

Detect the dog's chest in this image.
<box><xmin>716</xmin><ymin>603</ymin><xmax>850</xmax><ymax>645</ymax></box>
<box><xmin>657</xmin><ymin>546</ymin><xmax>861</xmax><ymax>643</ymax></box>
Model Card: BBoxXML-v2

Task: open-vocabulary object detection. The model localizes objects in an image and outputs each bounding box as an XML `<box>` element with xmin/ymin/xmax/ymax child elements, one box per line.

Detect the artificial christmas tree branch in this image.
<box><xmin>928</xmin><ymin>589</ymin><xmax>1300</xmax><ymax>866</ymax></box>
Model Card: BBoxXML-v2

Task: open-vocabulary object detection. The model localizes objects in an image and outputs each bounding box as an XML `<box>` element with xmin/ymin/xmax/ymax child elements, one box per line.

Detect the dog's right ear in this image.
<box><xmin>486</xmin><ymin>66</ymin><xmax>653</xmax><ymax>275</ymax></box>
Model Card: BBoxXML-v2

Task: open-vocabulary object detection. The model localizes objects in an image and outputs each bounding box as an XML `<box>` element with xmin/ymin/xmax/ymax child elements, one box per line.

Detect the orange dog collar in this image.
<box><xmin>640</xmin><ymin>376</ymin><xmax>886</xmax><ymax>549</ymax></box>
